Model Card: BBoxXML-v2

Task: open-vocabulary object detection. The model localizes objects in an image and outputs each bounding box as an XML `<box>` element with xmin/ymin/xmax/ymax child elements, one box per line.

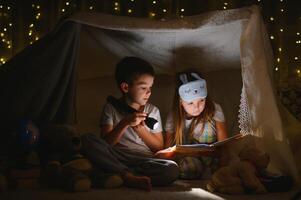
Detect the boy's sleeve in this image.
<box><xmin>213</xmin><ymin>103</ymin><xmax>225</xmax><ymax>122</ymax></box>
<box><xmin>164</xmin><ymin>111</ymin><xmax>175</xmax><ymax>133</ymax></box>
<box><xmin>99</xmin><ymin>103</ymin><xmax>114</xmax><ymax>127</ymax></box>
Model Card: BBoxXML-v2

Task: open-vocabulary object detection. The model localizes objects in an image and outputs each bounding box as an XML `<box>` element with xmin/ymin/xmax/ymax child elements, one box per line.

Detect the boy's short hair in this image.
<box><xmin>115</xmin><ymin>56</ymin><xmax>155</xmax><ymax>86</ymax></box>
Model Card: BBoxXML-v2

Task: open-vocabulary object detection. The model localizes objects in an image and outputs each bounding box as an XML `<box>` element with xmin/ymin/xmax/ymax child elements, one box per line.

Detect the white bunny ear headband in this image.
<box><xmin>178</xmin><ymin>73</ymin><xmax>207</xmax><ymax>102</ymax></box>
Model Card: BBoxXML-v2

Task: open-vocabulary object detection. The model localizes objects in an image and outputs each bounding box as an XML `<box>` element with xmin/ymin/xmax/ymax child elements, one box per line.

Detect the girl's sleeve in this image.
<box><xmin>164</xmin><ymin>111</ymin><xmax>175</xmax><ymax>133</ymax></box>
<box><xmin>213</xmin><ymin>103</ymin><xmax>225</xmax><ymax>122</ymax></box>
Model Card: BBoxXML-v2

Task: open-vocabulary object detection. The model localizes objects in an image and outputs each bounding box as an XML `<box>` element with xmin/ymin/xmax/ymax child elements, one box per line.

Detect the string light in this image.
<box><xmin>162</xmin><ymin>9</ymin><xmax>167</xmax><ymax>13</ymax></box>
<box><xmin>270</xmin><ymin>35</ymin><xmax>275</xmax><ymax>40</ymax></box>
<box><xmin>275</xmin><ymin>67</ymin><xmax>279</xmax><ymax>71</ymax></box>
<box><xmin>127</xmin><ymin>9</ymin><xmax>133</xmax><ymax>14</ymax></box>
<box><xmin>152</xmin><ymin>1</ymin><xmax>156</xmax><ymax>4</ymax></box>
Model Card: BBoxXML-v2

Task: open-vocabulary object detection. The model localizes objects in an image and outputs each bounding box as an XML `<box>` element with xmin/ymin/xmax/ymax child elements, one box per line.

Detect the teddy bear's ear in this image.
<box><xmin>238</xmin><ymin>146</ymin><xmax>270</xmax><ymax>169</ymax></box>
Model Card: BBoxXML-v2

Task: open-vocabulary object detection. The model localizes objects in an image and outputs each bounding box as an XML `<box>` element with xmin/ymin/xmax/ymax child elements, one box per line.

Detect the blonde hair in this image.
<box><xmin>171</xmin><ymin>70</ymin><xmax>215</xmax><ymax>145</ymax></box>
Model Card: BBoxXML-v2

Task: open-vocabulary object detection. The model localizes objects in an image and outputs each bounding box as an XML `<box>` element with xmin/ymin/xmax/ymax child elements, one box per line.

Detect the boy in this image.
<box><xmin>81</xmin><ymin>57</ymin><xmax>179</xmax><ymax>191</ymax></box>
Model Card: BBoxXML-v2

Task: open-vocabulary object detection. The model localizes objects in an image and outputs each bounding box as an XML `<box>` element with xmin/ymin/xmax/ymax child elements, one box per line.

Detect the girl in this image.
<box><xmin>156</xmin><ymin>70</ymin><xmax>228</xmax><ymax>179</ymax></box>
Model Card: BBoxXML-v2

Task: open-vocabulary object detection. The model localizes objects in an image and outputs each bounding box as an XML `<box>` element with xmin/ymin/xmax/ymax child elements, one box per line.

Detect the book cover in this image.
<box><xmin>175</xmin><ymin>133</ymin><xmax>248</xmax><ymax>154</ymax></box>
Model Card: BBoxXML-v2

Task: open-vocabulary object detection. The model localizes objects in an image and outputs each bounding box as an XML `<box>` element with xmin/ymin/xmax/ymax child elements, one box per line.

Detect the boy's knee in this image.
<box><xmin>162</xmin><ymin>160</ymin><xmax>179</xmax><ymax>184</ymax></box>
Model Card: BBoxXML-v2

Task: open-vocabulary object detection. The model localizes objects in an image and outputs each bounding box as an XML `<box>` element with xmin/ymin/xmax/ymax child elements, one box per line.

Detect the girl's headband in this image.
<box><xmin>178</xmin><ymin>73</ymin><xmax>207</xmax><ymax>102</ymax></box>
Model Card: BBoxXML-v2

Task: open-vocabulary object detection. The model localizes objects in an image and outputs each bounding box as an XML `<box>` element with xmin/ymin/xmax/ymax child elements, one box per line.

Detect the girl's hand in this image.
<box><xmin>124</xmin><ymin>112</ymin><xmax>147</xmax><ymax>127</ymax></box>
<box><xmin>154</xmin><ymin>146</ymin><xmax>176</xmax><ymax>159</ymax></box>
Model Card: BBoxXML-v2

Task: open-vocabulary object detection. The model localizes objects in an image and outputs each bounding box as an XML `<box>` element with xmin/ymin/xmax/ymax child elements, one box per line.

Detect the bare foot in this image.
<box><xmin>123</xmin><ymin>172</ymin><xmax>152</xmax><ymax>191</ymax></box>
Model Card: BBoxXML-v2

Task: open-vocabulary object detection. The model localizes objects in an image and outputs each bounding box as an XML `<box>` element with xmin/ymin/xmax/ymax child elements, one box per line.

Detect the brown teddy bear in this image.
<box><xmin>39</xmin><ymin>124</ymin><xmax>123</xmax><ymax>192</ymax></box>
<box><xmin>206</xmin><ymin>146</ymin><xmax>270</xmax><ymax>194</ymax></box>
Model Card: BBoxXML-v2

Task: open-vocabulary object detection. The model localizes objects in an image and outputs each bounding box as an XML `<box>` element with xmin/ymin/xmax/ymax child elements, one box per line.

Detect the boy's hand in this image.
<box><xmin>154</xmin><ymin>146</ymin><xmax>176</xmax><ymax>159</ymax></box>
<box><xmin>125</xmin><ymin>112</ymin><xmax>147</xmax><ymax>127</ymax></box>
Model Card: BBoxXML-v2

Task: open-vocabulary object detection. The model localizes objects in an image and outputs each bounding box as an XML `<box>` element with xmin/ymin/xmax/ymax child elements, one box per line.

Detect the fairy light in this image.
<box><xmin>278</xmin><ymin>47</ymin><xmax>282</xmax><ymax>52</ymax></box>
<box><xmin>180</xmin><ymin>8</ymin><xmax>185</xmax><ymax>12</ymax></box>
<box><xmin>297</xmin><ymin>32</ymin><xmax>300</xmax><ymax>36</ymax></box>
<box><xmin>295</xmin><ymin>57</ymin><xmax>299</xmax><ymax>60</ymax></box>
<box><xmin>270</xmin><ymin>17</ymin><xmax>274</xmax><ymax>21</ymax></box>
<box><xmin>152</xmin><ymin>1</ymin><xmax>156</xmax><ymax>4</ymax></box>
<box><xmin>270</xmin><ymin>35</ymin><xmax>275</xmax><ymax>40</ymax></box>
<box><xmin>89</xmin><ymin>6</ymin><xmax>93</xmax><ymax>10</ymax></box>
<box><xmin>277</xmin><ymin>58</ymin><xmax>281</xmax><ymax>62</ymax></box>
<box><xmin>162</xmin><ymin>9</ymin><xmax>167</xmax><ymax>13</ymax></box>
<box><xmin>149</xmin><ymin>12</ymin><xmax>156</xmax><ymax>18</ymax></box>
<box><xmin>275</xmin><ymin>67</ymin><xmax>279</xmax><ymax>71</ymax></box>
<box><xmin>280</xmin><ymin>28</ymin><xmax>283</xmax><ymax>32</ymax></box>
<box><xmin>127</xmin><ymin>9</ymin><xmax>132</xmax><ymax>14</ymax></box>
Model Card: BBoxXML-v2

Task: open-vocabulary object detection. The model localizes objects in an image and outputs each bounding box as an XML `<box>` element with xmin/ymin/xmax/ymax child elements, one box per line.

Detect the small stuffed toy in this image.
<box><xmin>40</xmin><ymin>124</ymin><xmax>123</xmax><ymax>192</ymax></box>
<box><xmin>206</xmin><ymin>146</ymin><xmax>270</xmax><ymax>194</ymax></box>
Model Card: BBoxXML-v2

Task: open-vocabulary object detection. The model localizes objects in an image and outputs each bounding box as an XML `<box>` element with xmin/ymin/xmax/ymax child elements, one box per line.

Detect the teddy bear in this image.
<box><xmin>39</xmin><ymin>124</ymin><xmax>123</xmax><ymax>192</ymax></box>
<box><xmin>206</xmin><ymin>145</ymin><xmax>270</xmax><ymax>194</ymax></box>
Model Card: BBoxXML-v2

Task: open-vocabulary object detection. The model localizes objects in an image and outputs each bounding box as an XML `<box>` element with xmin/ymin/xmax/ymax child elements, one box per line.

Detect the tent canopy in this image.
<box><xmin>0</xmin><ymin>5</ymin><xmax>300</xmax><ymax>182</ymax></box>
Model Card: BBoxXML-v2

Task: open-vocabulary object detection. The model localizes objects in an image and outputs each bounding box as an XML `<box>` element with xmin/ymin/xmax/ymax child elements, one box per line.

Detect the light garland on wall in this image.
<box><xmin>0</xmin><ymin>4</ymin><xmax>13</xmax><ymax>65</ymax></box>
<box><xmin>28</xmin><ymin>4</ymin><xmax>41</xmax><ymax>45</ymax></box>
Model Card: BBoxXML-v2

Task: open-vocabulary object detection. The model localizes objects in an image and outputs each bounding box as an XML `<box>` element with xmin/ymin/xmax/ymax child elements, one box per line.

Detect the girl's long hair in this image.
<box><xmin>172</xmin><ymin>70</ymin><xmax>215</xmax><ymax>145</ymax></box>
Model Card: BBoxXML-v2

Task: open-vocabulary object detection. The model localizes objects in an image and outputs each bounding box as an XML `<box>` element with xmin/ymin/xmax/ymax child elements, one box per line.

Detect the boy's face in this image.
<box><xmin>123</xmin><ymin>74</ymin><xmax>154</xmax><ymax>107</ymax></box>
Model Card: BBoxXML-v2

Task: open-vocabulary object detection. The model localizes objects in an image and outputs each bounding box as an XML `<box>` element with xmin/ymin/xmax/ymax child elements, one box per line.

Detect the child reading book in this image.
<box><xmin>156</xmin><ymin>70</ymin><xmax>228</xmax><ymax>179</ymax></box>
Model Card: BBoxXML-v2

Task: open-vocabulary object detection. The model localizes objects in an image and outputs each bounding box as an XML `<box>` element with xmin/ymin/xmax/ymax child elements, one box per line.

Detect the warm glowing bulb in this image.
<box><xmin>224</xmin><ymin>2</ymin><xmax>228</xmax><ymax>5</ymax></box>
<box><xmin>149</xmin><ymin>12</ymin><xmax>156</xmax><ymax>17</ymax></box>
<box><xmin>128</xmin><ymin>9</ymin><xmax>132</xmax><ymax>13</ymax></box>
<box><xmin>163</xmin><ymin>9</ymin><xmax>167</xmax><ymax>13</ymax></box>
<box><xmin>35</xmin><ymin>36</ymin><xmax>39</xmax><ymax>40</ymax></box>
<box><xmin>7</xmin><ymin>6</ymin><xmax>10</xmax><ymax>10</ymax></box>
<box><xmin>223</xmin><ymin>6</ymin><xmax>227</xmax><ymax>9</ymax></box>
<box><xmin>66</xmin><ymin>2</ymin><xmax>70</xmax><ymax>6</ymax></box>
<box><xmin>297</xmin><ymin>69</ymin><xmax>301</xmax><ymax>74</ymax></box>
<box><xmin>28</xmin><ymin>31</ymin><xmax>32</xmax><ymax>36</ymax></box>
<box><xmin>114</xmin><ymin>2</ymin><xmax>119</xmax><ymax>6</ymax></box>
<box><xmin>280</xmin><ymin>28</ymin><xmax>283</xmax><ymax>32</ymax></box>
<box><xmin>270</xmin><ymin>17</ymin><xmax>274</xmax><ymax>21</ymax></box>
<box><xmin>9</xmin><ymin>23</ymin><xmax>12</xmax><ymax>26</ymax></box>
<box><xmin>29</xmin><ymin>24</ymin><xmax>34</xmax><ymax>28</ymax></box>
<box><xmin>89</xmin><ymin>6</ymin><xmax>93</xmax><ymax>10</ymax></box>
<box><xmin>278</xmin><ymin>47</ymin><xmax>282</xmax><ymax>52</ymax></box>
<box><xmin>277</xmin><ymin>58</ymin><xmax>280</xmax><ymax>62</ymax></box>
<box><xmin>275</xmin><ymin>67</ymin><xmax>279</xmax><ymax>71</ymax></box>
<box><xmin>3</xmin><ymin>28</ymin><xmax>7</xmax><ymax>32</ymax></box>
<box><xmin>7</xmin><ymin>45</ymin><xmax>11</xmax><ymax>49</ymax></box>
<box><xmin>181</xmin><ymin>8</ymin><xmax>184</xmax><ymax>12</ymax></box>
<box><xmin>270</xmin><ymin>36</ymin><xmax>274</xmax><ymax>40</ymax></box>
<box><xmin>114</xmin><ymin>7</ymin><xmax>119</xmax><ymax>11</ymax></box>
<box><xmin>0</xmin><ymin>5</ymin><xmax>3</xmax><ymax>9</ymax></box>
<box><xmin>295</xmin><ymin>57</ymin><xmax>299</xmax><ymax>60</ymax></box>
<box><xmin>280</xmin><ymin>9</ymin><xmax>284</xmax><ymax>12</ymax></box>
<box><xmin>36</xmin><ymin>5</ymin><xmax>40</xmax><ymax>9</ymax></box>
<box><xmin>62</xmin><ymin>8</ymin><xmax>65</xmax><ymax>12</ymax></box>
<box><xmin>152</xmin><ymin>1</ymin><xmax>157</xmax><ymax>4</ymax></box>
<box><xmin>297</xmin><ymin>32</ymin><xmax>300</xmax><ymax>35</ymax></box>
<box><xmin>0</xmin><ymin>33</ymin><xmax>4</xmax><ymax>37</ymax></box>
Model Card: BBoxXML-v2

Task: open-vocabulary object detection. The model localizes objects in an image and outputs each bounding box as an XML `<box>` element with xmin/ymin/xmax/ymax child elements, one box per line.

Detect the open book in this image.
<box><xmin>174</xmin><ymin>133</ymin><xmax>249</xmax><ymax>154</ymax></box>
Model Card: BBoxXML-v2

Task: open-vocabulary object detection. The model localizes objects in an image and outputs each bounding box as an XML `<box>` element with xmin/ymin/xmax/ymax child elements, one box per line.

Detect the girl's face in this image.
<box><xmin>181</xmin><ymin>98</ymin><xmax>206</xmax><ymax>118</ymax></box>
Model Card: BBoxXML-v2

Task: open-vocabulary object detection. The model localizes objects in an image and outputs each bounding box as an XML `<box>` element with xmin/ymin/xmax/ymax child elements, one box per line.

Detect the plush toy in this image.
<box><xmin>40</xmin><ymin>124</ymin><xmax>123</xmax><ymax>192</ymax></box>
<box><xmin>206</xmin><ymin>146</ymin><xmax>270</xmax><ymax>194</ymax></box>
